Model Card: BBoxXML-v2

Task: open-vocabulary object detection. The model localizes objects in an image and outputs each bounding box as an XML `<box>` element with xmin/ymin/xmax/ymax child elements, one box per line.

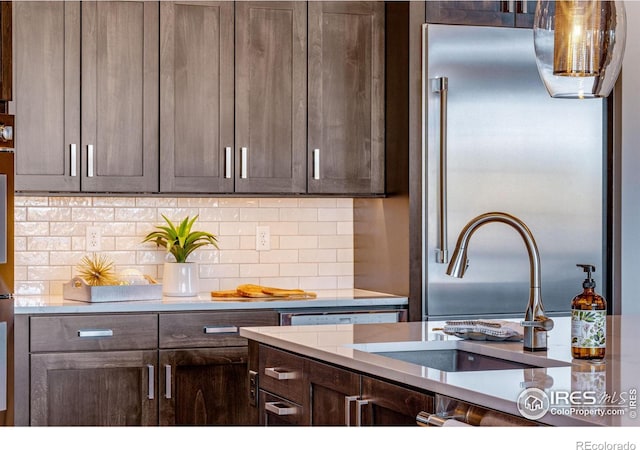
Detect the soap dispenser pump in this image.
<box><xmin>571</xmin><ymin>264</ymin><xmax>607</xmax><ymax>361</ymax></box>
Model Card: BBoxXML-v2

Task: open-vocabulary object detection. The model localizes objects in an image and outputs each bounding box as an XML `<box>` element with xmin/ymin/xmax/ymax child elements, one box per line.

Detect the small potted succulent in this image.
<box><xmin>142</xmin><ymin>214</ymin><xmax>219</xmax><ymax>296</ymax></box>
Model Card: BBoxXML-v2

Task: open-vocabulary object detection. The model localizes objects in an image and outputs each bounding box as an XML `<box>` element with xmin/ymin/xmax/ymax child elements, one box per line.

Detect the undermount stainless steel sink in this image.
<box><xmin>372</xmin><ymin>348</ymin><xmax>536</xmax><ymax>372</ymax></box>
<box><xmin>348</xmin><ymin>340</ymin><xmax>569</xmax><ymax>373</ymax></box>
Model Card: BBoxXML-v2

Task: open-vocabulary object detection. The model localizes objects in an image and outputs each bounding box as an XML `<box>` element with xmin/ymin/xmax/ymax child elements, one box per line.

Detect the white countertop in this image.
<box><xmin>13</xmin><ymin>289</ymin><xmax>407</xmax><ymax>314</ymax></box>
<box><xmin>240</xmin><ymin>315</ymin><xmax>640</xmax><ymax>427</ymax></box>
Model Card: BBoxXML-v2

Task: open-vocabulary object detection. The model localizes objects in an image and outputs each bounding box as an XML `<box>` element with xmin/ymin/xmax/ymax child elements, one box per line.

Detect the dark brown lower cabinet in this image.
<box><xmin>30</xmin><ymin>350</ymin><xmax>158</xmax><ymax>426</ymax></box>
<box><xmin>306</xmin><ymin>360</ymin><xmax>360</xmax><ymax>426</ymax></box>
<box><xmin>360</xmin><ymin>376</ymin><xmax>434</xmax><ymax>426</ymax></box>
<box><xmin>159</xmin><ymin>347</ymin><xmax>255</xmax><ymax>426</ymax></box>
<box><xmin>253</xmin><ymin>343</ymin><xmax>436</xmax><ymax>427</ymax></box>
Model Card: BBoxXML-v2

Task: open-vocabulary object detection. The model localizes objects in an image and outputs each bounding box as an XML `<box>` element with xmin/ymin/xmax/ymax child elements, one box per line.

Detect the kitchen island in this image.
<box><xmin>240</xmin><ymin>316</ymin><xmax>640</xmax><ymax>427</ymax></box>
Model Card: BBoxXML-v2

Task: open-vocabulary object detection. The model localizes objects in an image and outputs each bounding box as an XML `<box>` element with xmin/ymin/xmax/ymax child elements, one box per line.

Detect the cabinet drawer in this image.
<box><xmin>30</xmin><ymin>314</ymin><xmax>158</xmax><ymax>352</ymax></box>
<box><xmin>259</xmin><ymin>390</ymin><xmax>306</xmax><ymax>426</ymax></box>
<box><xmin>258</xmin><ymin>345</ymin><xmax>305</xmax><ymax>405</ymax></box>
<box><xmin>159</xmin><ymin>311</ymin><xmax>278</xmax><ymax>349</ymax></box>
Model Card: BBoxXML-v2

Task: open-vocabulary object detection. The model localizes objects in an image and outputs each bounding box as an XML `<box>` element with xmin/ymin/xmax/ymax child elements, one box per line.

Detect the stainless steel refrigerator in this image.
<box><xmin>422</xmin><ymin>24</ymin><xmax>605</xmax><ymax>320</ymax></box>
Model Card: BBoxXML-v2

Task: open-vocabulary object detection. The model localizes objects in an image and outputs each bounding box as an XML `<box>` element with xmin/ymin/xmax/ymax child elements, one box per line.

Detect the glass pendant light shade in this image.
<box><xmin>533</xmin><ymin>0</ymin><xmax>626</xmax><ymax>99</ymax></box>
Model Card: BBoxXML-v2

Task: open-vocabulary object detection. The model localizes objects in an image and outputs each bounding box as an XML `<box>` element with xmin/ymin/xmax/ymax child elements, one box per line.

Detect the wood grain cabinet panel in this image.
<box><xmin>159</xmin><ymin>347</ymin><xmax>255</xmax><ymax>426</ymax></box>
<box><xmin>305</xmin><ymin>359</ymin><xmax>360</xmax><ymax>426</ymax></box>
<box><xmin>425</xmin><ymin>1</ymin><xmax>535</xmax><ymax>28</ymax></box>
<box><xmin>13</xmin><ymin>0</ymin><xmax>159</xmax><ymax>193</ymax></box>
<box><xmin>30</xmin><ymin>350</ymin><xmax>157</xmax><ymax>426</ymax></box>
<box><xmin>12</xmin><ymin>1</ymin><xmax>81</xmax><ymax>191</ymax></box>
<box><xmin>360</xmin><ymin>375</ymin><xmax>434</xmax><ymax>426</ymax></box>
<box><xmin>234</xmin><ymin>1</ymin><xmax>307</xmax><ymax>193</ymax></box>
<box><xmin>80</xmin><ymin>1</ymin><xmax>158</xmax><ymax>192</ymax></box>
<box><xmin>307</xmin><ymin>1</ymin><xmax>385</xmax><ymax>194</ymax></box>
<box><xmin>159</xmin><ymin>1</ymin><xmax>234</xmax><ymax>193</ymax></box>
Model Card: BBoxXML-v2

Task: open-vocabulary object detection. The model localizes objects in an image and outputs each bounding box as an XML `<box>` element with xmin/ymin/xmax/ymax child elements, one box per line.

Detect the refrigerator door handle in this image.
<box><xmin>432</xmin><ymin>76</ymin><xmax>449</xmax><ymax>264</ymax></box>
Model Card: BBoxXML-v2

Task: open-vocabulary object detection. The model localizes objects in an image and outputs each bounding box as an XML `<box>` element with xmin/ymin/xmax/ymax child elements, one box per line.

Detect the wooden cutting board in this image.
<box><xmin>211</xmin><ymin>284</ymin><xmax>317</xmax><ymax>301</ymax></box>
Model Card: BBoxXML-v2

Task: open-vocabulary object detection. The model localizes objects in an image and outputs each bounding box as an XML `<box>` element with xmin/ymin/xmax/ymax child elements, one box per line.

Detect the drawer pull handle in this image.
<box><xmin>147</xmin><ymin>364</ymin><xmax>155</xmax><ymax>400</ymax></box>
<box><xmin>264</xmin><ymin>367</ymin><xmax>297</xmax><ymax>380</ymax></box>
<box><xmin>203</xmin><ymin>325</ymin><xmax>238</xmax><ymax>334</ymax></box>
<box><xmin>265</xmin><ymin>401</ymin><xmax>298</xmax><ymax>416</ymax></box>
<box><xmin>77</xmin><ymin>329</ymin><xmax>113</xmax><ymax>338</ymax></box>
<box><xmin>165</xmin><ymin>365</ymin><xmax>172</xmax><ymax>399</ymax></box>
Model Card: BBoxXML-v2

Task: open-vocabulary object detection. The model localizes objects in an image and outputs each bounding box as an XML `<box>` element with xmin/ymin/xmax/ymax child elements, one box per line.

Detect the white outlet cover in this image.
<box><xmin>86</xmin><ymin>226</ymin><xmax>102</xmax><ymax>251</ymax></box>
<box><xmin>256</xmin><ymin>226</ymin><xmax>270</xmax><ymax>251</ymax></box>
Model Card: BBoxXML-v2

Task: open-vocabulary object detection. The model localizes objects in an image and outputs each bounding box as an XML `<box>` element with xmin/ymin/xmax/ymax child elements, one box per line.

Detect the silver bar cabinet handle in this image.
<box><xmin>264</xmin><ymin>367</ymin><xmax>297</xmax><ymax>380</ymax></box>
<box><xmin>265</xmin><ymin>401</ymin><xmax>298</xmax><ymax>416</ymax></box>
<box><xmin>77</xmin><ymin>329</ymin><xmax>113</xmax><ymax>338</ymax></box>
<box><xmin>225</xmin><ymin>146</ymin><xmax>232</xmax><ymax>179</ymax></box>
<box><xmin>70</xmin><ymin>144</ymin><xmax>77</xmax><ymax>177</ymax></box>
<box><xmin>313</xmin><ymin>148</ymin><xmax>320</xmax><ymax>180</ymax></box>
<box><xmin>241</xmin><ymin>147</ymin><xmax>248</xmax><ymax>179</ymax></box>
<box><xmin>165</xmin><ymin>365</ymin><xmax>172</xmax><ymax>399</ymax></box>
<box><xmin>147</xmin><ymin>364</ymin><xmax>155</xmax><ymax>400</ymax></box>
<box><xmin>344</xmin><ymin>395</ymin><xmax>358</xmax><ymax>426</ymax></box>
<box><xmin>87</xmin><ymin>144</ymin><xmax>94</xmax><ymax>177</ymax></box>
<box><xmin>356</xmin><ymin>399</ymin><xmax>369</xmax><ymax>426</ymax></box>
<box><xmin>203</xmin><ymin>325</ymin><xmax>238</xmax><ymax>334</ymax></box>
<box><xmin>432</xmin><ymin>76</ymin><xmax>449</xmax><ymax>264</ymax></box>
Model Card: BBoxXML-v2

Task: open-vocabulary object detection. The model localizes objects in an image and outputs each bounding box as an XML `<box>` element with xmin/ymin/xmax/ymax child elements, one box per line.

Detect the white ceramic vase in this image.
<box><xmin>162</xmin><ymin>262</ymin><xmax>199</xmax><ymax>297</ymax></box>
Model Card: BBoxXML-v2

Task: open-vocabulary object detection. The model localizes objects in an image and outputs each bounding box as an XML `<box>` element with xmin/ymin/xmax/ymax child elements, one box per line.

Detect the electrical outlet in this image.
<box><xmin>256</xmin><ymin>226</ymin><xmax>270</xmax><ymax>251</ymax></box>
<box><xmin>86</xmin><ymin>226</ymin><xmax>102</xmax><ymax>252</ymax></box>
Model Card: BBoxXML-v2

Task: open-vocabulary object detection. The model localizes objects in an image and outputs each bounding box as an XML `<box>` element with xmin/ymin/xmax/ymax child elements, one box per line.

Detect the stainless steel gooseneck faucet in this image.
<box><xmin>446</xmin><ymin>212</ymin><xmax>554</xmax><ymax>352</ymax></box>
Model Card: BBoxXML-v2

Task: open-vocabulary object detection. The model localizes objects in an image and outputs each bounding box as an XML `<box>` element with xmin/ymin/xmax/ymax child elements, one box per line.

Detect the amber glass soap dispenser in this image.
<box><xmin>571</xmin><ymin>264</ymin><xmax>607</xmax><ymax>361</ymax></box>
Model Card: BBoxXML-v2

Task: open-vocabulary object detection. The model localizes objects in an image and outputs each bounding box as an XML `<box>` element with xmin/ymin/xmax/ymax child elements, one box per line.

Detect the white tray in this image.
<box><xmin>63</xmin><ymin>276</ymin><xmax>162</xmax><ymax>303</ymax></box>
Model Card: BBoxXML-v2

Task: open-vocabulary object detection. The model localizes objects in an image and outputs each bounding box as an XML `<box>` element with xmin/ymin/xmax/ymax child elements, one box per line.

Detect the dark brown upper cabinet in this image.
<box><xmin>234</xmin><ymin>1</ymin><xmax>307</xmax><ymax>194</ymax></box>
<box><xmin>13</xmin><ymin>1</ymin><xmax>81</xmax><ymax>191</ymax></box>
<box><xmin>0</xmin><ymin>1</ymin><xmax>12</xmax><ymax>103</ymax></box>
<box><xmin>80</xmin><ymin>1</ymin><xmax>159</xmax><ymax>192</ymax></box>
<box><xmin>159</xmin><ymin>1</ymin><xmax>234</xmax><ymax>193</ymax></box>
<box><xmin>425</xmin><ymin>1</ymin><xmax>536</xmax><ymax>28</ymax></box>
<box><xmin>307</xmin><ymin>1</ymin><xmax>385</xmax><ymax>195</ymax></box>
<box><xmin>13</xmin><ymin>1</ymin><xmax>158</xmax><ymax>193</ymax></box>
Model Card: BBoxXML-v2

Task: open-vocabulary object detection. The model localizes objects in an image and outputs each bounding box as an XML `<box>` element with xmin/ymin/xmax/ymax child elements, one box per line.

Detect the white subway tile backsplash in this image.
<box><xmin>14</xmin><ymin>196</ymin><xmax>355</xmax><ymax>295</ymax></box>
<box><xmin>299</xmin><ymin>249</ymin><xmax>336</xmax><ymax>263</ymax></box>
<box><xmin>28</xmin><ymin>207</ymin><xmax>72</xmax><ymax>222</ymax></box>
<box><xmin>71</xmin><ymin>207</ymin><xmax>113</xmax><ymax>222</ymax></box>
<box><xmin>279</xmin><ymin>208</ymin><xmax>318</xmax><ymax>222</ymax></box>
<box><xmin>28</xmin><ymin>236</ymin><xmax>71</xmax><ymax>251</ymax></box>
<box><xmin>279</xmin><ymin>236</ymin><xmax>318</xmax><ymax>249</ymax></box>
<box><xmin>15</xmin><ymin>222</ymin><xmax>49</xmax><ymax>237</ymax></box>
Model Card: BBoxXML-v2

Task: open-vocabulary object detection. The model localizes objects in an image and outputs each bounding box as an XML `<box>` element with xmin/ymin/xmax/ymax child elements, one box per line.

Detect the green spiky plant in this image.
<box><xmin>142</xmin><ymin>215</ymin><xmax>219</xmax><ymax>263</ymax></box>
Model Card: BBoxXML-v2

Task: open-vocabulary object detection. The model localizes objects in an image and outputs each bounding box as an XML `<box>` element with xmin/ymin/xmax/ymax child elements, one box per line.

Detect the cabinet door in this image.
<box><xmin>305</xmin><ymin>359</ymin><xmax>360</xmax><ymax>426</ymax></box>
<box><xmin>425</xmin><ymin>1</ymin><xmax>515</xmax><ymax>27</ymax></box>
<box><xmin>81</xmin><ymin>1</ymin><xmax>159</xmax><ymax>192</ymax></box>
<box><xmin>308</xmin><ymin>1</ymin><xmax>385</xmax><ymax>194</ymax></box>
<box><xmin>159</xmin><ymin>1</ymin><xmax>234</xmax><ymax>193</ymax></box>
<box><xmin>360</xmin><ymin>376</ymin><xmax>434</xmax><ymax>426</ymax></box>
<box><xmin>12</xmin><ymin>1</ymin><xmax>81</xmax><ymax>192</ymax></box>
<box><xmin>515</xmin><ymin>1</ymin><xmax>536</xmax><ymax>28</ymax></box>
<box><xmin>234</xmin><ymin>1</ymin><xmax>306</xmax><ymax>193</ymax></box>
<box><xmin>425</xmin><ymin>1</ymin><xmax>535</xmax><ymax>28</ymax></box>
<box><xmin>30</xmin><ymin>350</ymin><xmax>157</xmax><ymax>426</ymax></box>
<box><xmin>159</xmin><ymin>347</ymin><xmax>257</xmax><ymax>426</ymax></box>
